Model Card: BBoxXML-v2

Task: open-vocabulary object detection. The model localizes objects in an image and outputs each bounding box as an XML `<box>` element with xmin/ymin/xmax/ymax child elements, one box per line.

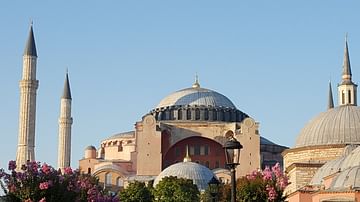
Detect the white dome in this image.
<box><xmin>156</xmin><ymin>87</ymin><xmax>236</xmax><ymax>109</ymax></box>
<box><xmin>295</xmin><ymin>106</ymin><xmax>360</xmax><ymax>147</ymax></box>
<box><xmin>153</xmin><ymin>162</ymin><xmax>215</xmax><ymax>191</ymax></box>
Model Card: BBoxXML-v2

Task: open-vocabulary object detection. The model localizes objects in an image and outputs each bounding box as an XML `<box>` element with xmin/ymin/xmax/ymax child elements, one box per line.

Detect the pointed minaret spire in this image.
<box><xmin>342</xmin><ymin>34</ymin><xmax>352</xmax><ymax>84</ymax></box>
<box><xmin>183</xmin><ymin>145</ymin><xmax>192</xmax><ymax>162</ymax></box>
<box><xmin>338</xmin><ymin>35</ymin><xmax>358</xmax><ymax>106</ymax></box>
<box><xmin>192</xmin><ymin>73</ymin><xmax>200</xmax><ymax>88</ymax></box>
<box><xmin>62</xmin><ymin>71</ymin><xmax>72</xmax><ymax>99</ymax></box>
<box><xmin>23</xmin><ymin>24</ymin><xmax>37</xmax><ymax>57</ymax></box>
<box><xmin>58</xmin><ymin>71</ymin><xmax>73</xmax><ymax>170</ymax></box>
<box><xmin>328</xmin><ymin>81</ymin><xmax>334</xmax><ymax>109</ymax></box>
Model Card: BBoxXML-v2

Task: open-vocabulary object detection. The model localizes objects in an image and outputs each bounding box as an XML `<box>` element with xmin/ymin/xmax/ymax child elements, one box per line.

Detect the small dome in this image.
<box><xmin>329</xmin><ymin>165</ymin><xmax>360</xmax><ymax>191</ymax></box>
<box><xmin>85</xmin><ymin>145</ymin><xmax>96</xmax><ymax>150</ymax></box>
<box><xmin>156</xmin><ymin>87</ymin><xmax>236</xmax><ymax>109</ymax></box>
<box><xmin>295</xmin><ymin>106</ymin><xmax>360</xmax><ymax>147</ymax></box>
<box><xmin>153</xmin><ymin>162</ymin><xmax>215</xmax><ymax>191</ymax></box>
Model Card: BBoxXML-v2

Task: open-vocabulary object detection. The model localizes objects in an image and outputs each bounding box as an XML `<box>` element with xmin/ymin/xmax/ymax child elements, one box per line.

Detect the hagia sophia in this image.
<box><xmin>13</xmin><ymin>24</ymin><xmax>360</xmax><ymax>201</ymax></box>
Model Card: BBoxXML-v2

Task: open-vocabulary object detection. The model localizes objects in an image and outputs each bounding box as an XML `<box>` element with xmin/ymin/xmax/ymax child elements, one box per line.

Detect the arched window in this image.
<box><xmin>116</xmin><ymin>177</ymin><xmax>124</xmax><ymax>187</ymax></box>
<box><xmin>87</xmin><ymin>167</ymin><xmax>91</xmax><ymax>174</ymax></box>
<box><xmin>186</xmin><ymin>109</ymin><xmax>191</xmax><ymax>120</ymax></box>
<box><xmin>178</xmin><ymin>109</ymin><xmax>183</xmax><ymax>120</ymax></box>
<box><xmin>204</xmin><ymin>109</ymin><xmax>209</xmax><ymax>120</ymax></box>
<box><xmin>105</xmin><ymin>173</ymin><xmax>112</xmax><ymax>186</ymax></box>
<box><xmin>118</xmin><ymin>142</ymin><xmax>123</xmax><ymax>152</ymax></box>
<box><xmin>342</xmin><ymin>91</ymin><xmax>345</xmax><ymax>104</ymax></box>
<box><xmin>213</xmin><ymin>109</ymin><xmax>217</xmax><ymax>120</ymax></box>
<box><xmin>195</xmin><ymin>108</ymin><xmax>200</xmax><ymax>120</ymax></box>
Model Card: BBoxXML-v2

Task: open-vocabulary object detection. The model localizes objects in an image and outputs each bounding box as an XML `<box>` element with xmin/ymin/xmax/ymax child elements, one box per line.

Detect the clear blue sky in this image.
<box><xmin>0</xmin><ymin>1</ymin><xmax>359</xmax><ymax>169</ymax></box>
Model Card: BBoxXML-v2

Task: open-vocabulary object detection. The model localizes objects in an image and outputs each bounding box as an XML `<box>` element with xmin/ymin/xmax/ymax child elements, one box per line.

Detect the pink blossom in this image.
<box><xmin>262</xmin><ymin>166</ymin><xmax>272</xmax><ymax>181</ymax></box>
<box><xmin>266</xmin><ymin>185</ymin><xmax>277</xmax><ymax>201</ymax></box>
<box><xmin>41</xmin><ymin>163</ymin><xmax>51</xmax><ymax>174</ymax></box>
<box><xmin>63</xmin><ymin>167</ymin><xmax>73</xmax><ymax>175</ymax></box>
<box><xmin>39</xmin><ymin>197</ymin><xmax>46</xmax><ymax>202</ymax></box>
<box><xmin>39</xmin><ymin>182</ymin><xmax>49</xmax><ymax>190</ymax></box>
<box><xmin>277</xmin><ymin>176</ymin><xmax>288</xmax><ymax>190</ymax></box>
<box><xmin>272</xmin><ymin>162</ymin><xmax>282</xmax><ymax>178</ymax></box>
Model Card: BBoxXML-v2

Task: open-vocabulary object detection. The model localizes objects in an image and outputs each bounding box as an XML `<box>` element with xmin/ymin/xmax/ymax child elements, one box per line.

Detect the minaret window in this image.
<box><xmin>342</xmin><ymin>91</ymin><xmax>345</xmax><ymax>104</ymax></box>
<box><xmin>348</xmin><ymin>90</ymin><xmax>352</xmax><ymax>104</ymax></box>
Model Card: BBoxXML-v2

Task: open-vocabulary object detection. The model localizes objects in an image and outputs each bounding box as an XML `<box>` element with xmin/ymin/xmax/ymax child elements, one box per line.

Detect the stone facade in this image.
<box><xmin>283</xmin><ymin>145</ymin><xmax>345</xmax><ymax>194</ymax></box>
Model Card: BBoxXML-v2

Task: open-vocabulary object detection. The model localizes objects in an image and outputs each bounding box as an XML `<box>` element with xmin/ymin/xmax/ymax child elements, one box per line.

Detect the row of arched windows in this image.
<box><xmin>153</xmin><ymin>107</ymin><xmax>247</xmax><ymax>122</ymax></box>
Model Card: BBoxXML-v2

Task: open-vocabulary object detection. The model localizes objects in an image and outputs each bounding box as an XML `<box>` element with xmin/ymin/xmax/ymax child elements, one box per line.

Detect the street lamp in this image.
<box><xmin>223</xmin><ymin>137</ymin><xmax>243</xmax><ymax>202</ymax></box>
<box><xmin>208</xmin><ymin>176</ymin><xmax>220</xmax><ymax>202</ymax></box>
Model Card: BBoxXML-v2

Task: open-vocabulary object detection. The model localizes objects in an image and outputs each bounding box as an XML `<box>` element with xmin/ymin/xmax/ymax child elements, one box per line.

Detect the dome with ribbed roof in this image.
<box><xmin>153</xmin><ymin>161</ymin><xmax>215</xmax><ymax>191</ymax></box>
<box><xmin>295</xmin><ymin>106</ymin><xmax>360</xmax><ymax>148</ymax></box>
<box><xmin>156</xmin><ymin>86</ymin><xmax>236</xmax><ymax>109</ymax></box>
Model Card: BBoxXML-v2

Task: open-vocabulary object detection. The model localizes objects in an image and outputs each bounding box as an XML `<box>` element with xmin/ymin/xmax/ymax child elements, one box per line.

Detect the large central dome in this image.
<box><xmin>150</xmin><ymin>80</ymin><xmax>248</xmax><ymax>122</ymax></box>
<box><xmin>295</xmin><ymin>105</ymin><xmax>360</xmax><ymax>148</ymax></box>
<box><xmin>156</xmin><ymin>86</ymin><xmax>236</xmax><ymax>109</ymax></box>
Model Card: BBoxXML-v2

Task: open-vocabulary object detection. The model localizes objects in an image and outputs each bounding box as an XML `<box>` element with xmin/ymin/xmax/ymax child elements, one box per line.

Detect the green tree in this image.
<box><xmin>153</xmin><ymin>176</ymin><xmax>200</xmax><ymax>202</ymax></box>
<box><xmin>119</xmin><ymin>181</ymin><xmax>153</xmax><ymax>202</ymax></box>
<box><xmin>201</xmin><ymin>183</ymin><xmax>231</xmax><ymax>202</ymax></box>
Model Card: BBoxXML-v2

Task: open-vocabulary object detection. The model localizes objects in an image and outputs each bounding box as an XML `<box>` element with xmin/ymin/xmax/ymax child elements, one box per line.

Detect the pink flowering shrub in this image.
<box><xmin>0</xmin><ymin>160</ymin><xmax>119</xmax><ymax>202</ymax></box>
<box><xmin>237</xmin><ymin>163</ymin><xmax>288</xmax><ymax>202</ymax></box>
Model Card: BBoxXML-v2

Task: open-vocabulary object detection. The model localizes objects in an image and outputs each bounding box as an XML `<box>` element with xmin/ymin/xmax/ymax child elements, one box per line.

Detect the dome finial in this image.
<box><xmin>192</xmin><ymin>73</ymin><xmax>200</xmax><ymax>88</ymax></box>
<box><xmin>183</xmin><ymin>145</ymin><xmax>192</xmax><ymax>162</ymax></box>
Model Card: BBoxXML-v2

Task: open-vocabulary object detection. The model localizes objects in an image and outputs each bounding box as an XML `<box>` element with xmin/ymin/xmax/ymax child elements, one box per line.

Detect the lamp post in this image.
<box><xmin>223</xmin><ymin>137</ymin><xmax>243</xmax><ymax>202</ymax></box>
<box><xmin>208</xmin><ymin>176</ymin><xmax>220</xmax><ymax>202</ymax></box>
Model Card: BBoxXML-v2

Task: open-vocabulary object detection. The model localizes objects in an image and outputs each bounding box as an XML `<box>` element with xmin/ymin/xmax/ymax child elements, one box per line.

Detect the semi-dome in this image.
<box><xmin>329</xmin><ymin>165</ymin><xmax>360</xmax><ymax>191</ymax></box>
<box><xmin>153</xmin><ymin>161</ymin><xmax>215</xmax><ymax>191</ymax></box>
<box><xmin>339</xmin><ymin>145</ymin><xmax>360</xmax><ymax>171</ymax></box>
<box><xmin>310</xmin><ymin>145</ymin><xmax>357</xmax><ymax>185</ymax></box>
<box><xmin>156</xmin><ymin>86</ymin><xmax>236</xmax><ymax>109</ymax></box>
<box><xmin>310</xmin><ymin>156</ymin><xmax>345</xmax><ymax>185</ymax></box>
<box><xmin>295</xmin><ymin>106</ymin><xmax>360</xmax><ymax>148</ymax></box>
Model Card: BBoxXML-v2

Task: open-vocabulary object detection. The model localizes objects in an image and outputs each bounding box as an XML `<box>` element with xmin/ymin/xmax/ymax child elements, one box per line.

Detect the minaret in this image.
<box><xmin>57</xmin><ymin>72</ymin><xmax>73</xmax><ymax>170</ymax></box>
<box><xmin>338</xmin><ymin>35</ymin><xmax>358</xmax><ymax>106</ymax></box>
<box><xmin>328</xmin><ymin>81</ymin><xmax>334</xmax><ymax>109</ymax></box>
<box><xmin>16</xmin><ymin>24</ymin><xmax>39</xmax><ymax>167</ymax></box>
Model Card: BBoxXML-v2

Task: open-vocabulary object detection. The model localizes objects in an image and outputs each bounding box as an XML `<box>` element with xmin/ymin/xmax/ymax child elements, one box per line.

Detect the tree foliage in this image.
<box><xmin>0</xmin><ymin>160</ymin><xmax>118</xmax><ymax>202</ymax></box>
<box><xmin>119</xmin><ymin>181</ymin><xmax>153</xmax><ymax>202</ymax></box>
<box><xmin>153</xmin><ymin>176</ymin><xmax>200</xmax><ymax>202</ymax></box>
<box><xmin>237</xmin><ymin>163</ymin><xmax>288</xmax><ymax>202</ymax></box>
